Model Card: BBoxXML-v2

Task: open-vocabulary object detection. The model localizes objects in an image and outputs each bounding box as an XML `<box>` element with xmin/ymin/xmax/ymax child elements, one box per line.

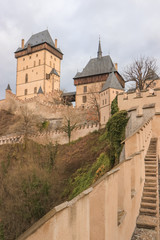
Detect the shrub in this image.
<box><xmin>111</xmin><ymin>96</ymin><xmax>119</xmax><ymax>115</ymax></box>
<box><xmin>66</xmin><ymin>152</ymin><xmax>111</xmax><ymax>200</ymax></box>
<box><xmin>106</xmin><ymin>110</ymin><xmax>129</xmax><ymax>165</ymax></box>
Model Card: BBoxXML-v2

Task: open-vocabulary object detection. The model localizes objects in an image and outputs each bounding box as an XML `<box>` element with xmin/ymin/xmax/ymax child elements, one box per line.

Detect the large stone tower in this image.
<box><xmin>15</xmin><ymin>30</ymin><xmax>63</xmax><ymax>99</ymax></box>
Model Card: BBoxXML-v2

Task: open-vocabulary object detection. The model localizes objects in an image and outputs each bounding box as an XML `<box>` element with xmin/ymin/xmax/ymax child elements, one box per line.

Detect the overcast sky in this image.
<box><xmin>0</xmin><ymin>0</ymin><xmax>160</xmax><ymax>99</ymax></box>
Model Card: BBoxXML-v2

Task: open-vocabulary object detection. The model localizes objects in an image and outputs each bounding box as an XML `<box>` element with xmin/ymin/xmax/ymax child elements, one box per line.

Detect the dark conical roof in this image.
<box><xmin>6</xmin><ymin>84</ymin><xmax>11</xmax><ymax>91</ymax></box>
<box><xmin>97</xmin><ymin>39</ymin><xmax>102</xmax><ymax>59</ymax></box>
<box><xmin>50</xmin><ymin>68</ymin><xmax>60</xmax><ymax>77</ymax></box>
<box><xmin>37</xmin><ymin>86</ymin><xmax>44</xmax><ymax>94</ymax></box>
<box><xmin>101</xmin><ymin>72</ymin><xmax>124</xmax><ymax>92</ymax></box>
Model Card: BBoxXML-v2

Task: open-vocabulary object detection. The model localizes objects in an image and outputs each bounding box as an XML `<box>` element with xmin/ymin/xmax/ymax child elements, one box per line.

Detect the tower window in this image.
<box><xmin>24</xmin><ymin>89</ymin><xmax>28</xmax><ymax>95</ymax></box>
<box><xmin>82</xmin><ymin>96</ymin><xmax>87</xmax><ymax>103</ymax></box>
<box><xmin>83</xmin><ymin>86</ymin><xmax>87</xmax><ymax>93</ymax></box>
<box><xmin>25</xmin><ymin>73</ymin><xmax>28</xmax><ymax>83</ymax></box>
<box><xmin>34</xmin><ymin>87</ymin><xmax>37</xmax><ymax>94</ymax></box>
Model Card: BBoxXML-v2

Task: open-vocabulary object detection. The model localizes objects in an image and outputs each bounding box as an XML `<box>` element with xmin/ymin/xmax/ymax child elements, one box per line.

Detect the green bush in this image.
<box><xmin>106</xmin><ymin>110</ymin><xmax>129</xmax><ymax>165</ymax></box>
<box><xmin>111</xmin><ymin>96</ymin><xmax>119</xmax><ymax>115</ymax></box>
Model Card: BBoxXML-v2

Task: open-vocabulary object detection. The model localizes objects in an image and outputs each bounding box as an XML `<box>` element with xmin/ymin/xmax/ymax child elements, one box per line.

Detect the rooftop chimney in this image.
<box><xmin>21</xmin><ymin>39</ymin><xmax>24</xmax><ymax>48</ymax></box>
<box><xmin>115</xmin><ymin>63</ymin><xmax>118</xmax><ymax>71</ymax></box>
<box><xmin>55</xmin><ymin>39</ymin><xmax>57</xmax><ymax>48</ymax></box>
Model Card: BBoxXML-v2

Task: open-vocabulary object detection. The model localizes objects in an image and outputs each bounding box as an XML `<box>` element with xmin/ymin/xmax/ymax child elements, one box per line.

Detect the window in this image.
<box><xmin>26</xmin><ymin>65</ymin><xmax>28</xmax><ymax>69</ymax></box>
<box><xmin>23</xmin><ymin>58</ymin><xmax>25</xmax><ymax>61</ymax></box>
<box><xmin>53</xmin><ymin>63</ymin><xmax>55</xmax><ymax>68</ymax></box>
<box><xmin>39</xmin><ymin>59</ymin><xmax>41</xmax><ymax>65</ymax></box>
<box><xmin>24</xmin><ymin>89</ymin><xmax>28</xmax><ymax>95</ymax></box>
<box><xmin>36</xmin><ymin>54</ymin><xmax>38</xmax><ymax>57</ymax></box>
<box><xmin>82</xmin><ymin>95</ymin><xmax>87</xmax><ymax>103</ymax></box>
<box><xmin>103</xmin><ymin>100</ymin><xmax>104</xmax><ymax>105</ymax></box>
<box><xmin>54</xmin><ymin>58</ymin><xmax>56</xmax><ymax>61</ymax></box>
<box><xmin>25</xmin><ymin>73</ymin><xmax>28</xmax><ymax>83</ymax></box>
<box><xmin>29</xmin><ymin>56</ymin><xmax>31</xmax><ymax>59</ymax></box>
<box><xmin>51</xmin><ymin>55</ymin><xmax>53</xmax><ymax>59</ymax></box>
<box><xmin>34</xmin><ymin>87</ymin><xmax>37</xmax><ymax>94</ymax></box>
<box><xmin>105</xmin><ymin>99</ymin><xmax>107</xmax><ymax>104</ymax></box>
<box><xmin>83</xmin><ymin>86</ymin><xmax>87</xmax><ymax>93</ymax></box>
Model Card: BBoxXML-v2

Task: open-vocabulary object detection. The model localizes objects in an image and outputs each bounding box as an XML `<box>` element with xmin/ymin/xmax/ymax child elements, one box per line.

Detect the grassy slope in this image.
<box><xmin>0</xmin><ymin>128</ymin><xmax>110</xmax><ymax>240</ymax></box>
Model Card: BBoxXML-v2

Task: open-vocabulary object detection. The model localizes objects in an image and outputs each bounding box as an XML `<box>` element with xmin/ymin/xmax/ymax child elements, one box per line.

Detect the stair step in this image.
<box><xmin>141</xmin><ymin>202</ymin><xmax>156</xmax><ymax>210</ymax></box>
<box><xmin>143</xmin><ymin>192</ymin><xmax>157</xmax><ymax>198</ymax></box>
<box><xmin>144</xmin><ymin>184</ymin><xmax>156</xmax><ymax>188</ymax></box>
<box><xmin>145</xmin><ymin>177</ymin><xmax>156</xmax><ymax>183</ymax></box>
<box><xmin>142</xmin><ymin>197</ymin><xmax>156</xmax><ymax>203</ymax></box>
<box><xmin>136</xmin><ymin>215</ymin><xmax>157</xmax><ymax>230</ymax></box>
<box><xmin>145</xmin><ymin>170</ymin><xmax>157</xmax><ymax>174</ymax></box>
<box><xmin>140</xmin><ymin>208</ymin><xmax>157</xmax><ymax>216</ymax></box>
<box><xmin>143</xmin><ymin>187</ymin><xmax>157</xmax><ymax>192</ymax></box>
<box><xmin>145</xmin><ymin>165</ymin><xmax>157</xmax><ymax>168</ymax></box>
<box><xmin>145</xmin><ymin>161</ymin><xmax>156</xmax><ymax>164</ymax></box>
<box><xmin>145</xmin><ymin>173</ymin><xmax>156</xmax><ymax>177</ymax></box>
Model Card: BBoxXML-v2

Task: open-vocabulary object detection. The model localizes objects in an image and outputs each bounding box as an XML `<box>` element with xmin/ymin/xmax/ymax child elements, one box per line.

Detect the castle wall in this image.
<box><xmin>17</xmin><ymin>116</ymin><xmax>153</xmax><ymax>240</ymax></box>
<box><xmin>118</xmin><ymin>88</ymin><xmax>160</xmax><ymax>114</ymax></box>
<box><xmin>30</xmin><ymin>123</ymin><xmax>99</xmax><ymax>145</ymax></box>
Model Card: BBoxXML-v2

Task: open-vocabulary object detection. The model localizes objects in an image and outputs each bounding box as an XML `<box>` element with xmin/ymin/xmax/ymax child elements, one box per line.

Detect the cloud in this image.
<box><xmin>0</xmin><ymin>0</ymin><xmax>160</xmax><ymax>98</ymax></box>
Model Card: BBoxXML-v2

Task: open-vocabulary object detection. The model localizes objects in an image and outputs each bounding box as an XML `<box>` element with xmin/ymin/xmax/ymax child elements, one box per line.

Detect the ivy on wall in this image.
<box><xmin>106</xmin><ymin>110</ymin><xmax>129</xmax><ymax>165</ymax></box>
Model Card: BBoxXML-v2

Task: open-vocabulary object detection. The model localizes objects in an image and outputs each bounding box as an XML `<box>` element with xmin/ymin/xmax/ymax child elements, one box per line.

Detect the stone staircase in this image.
<box><xmin>132</xmin><ymin>138</ymin><xmax>159</xmax><ymax>240</ymax></box>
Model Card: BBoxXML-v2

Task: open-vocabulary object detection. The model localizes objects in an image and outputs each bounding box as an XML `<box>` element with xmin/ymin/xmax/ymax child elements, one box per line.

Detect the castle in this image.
<box><xmin>0</xmin><ymin>29</ymin><xmax>128</xmax><ymax>126</ymax></box>
<box><xmin>1</xmin><ymin>30</ymin><xmax>160</xmax><ymax>240</ymax></box>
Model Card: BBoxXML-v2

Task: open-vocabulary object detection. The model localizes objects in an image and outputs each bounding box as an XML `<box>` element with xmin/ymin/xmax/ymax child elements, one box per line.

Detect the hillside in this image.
<box><xmin>0</xmin><ymin>108</ymin><xmax>128</xmax><ymax>240</ymax></box>
<box><xmin>0</xmin><ymin>110</ymin><xmax>19</xmax><ymax>136</ymax></box>
<box><xmin>0</xmin><ymin>129</ymin><xmax>109</xmax><ymax>240</ymax></box>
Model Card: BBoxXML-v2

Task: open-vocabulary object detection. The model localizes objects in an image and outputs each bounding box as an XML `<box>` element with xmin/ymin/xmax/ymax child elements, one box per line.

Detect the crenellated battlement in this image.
<box><xmin>0</xmin><ymin>122</ymin><xmax>99</xmax><ymax>146</ymax></box>
<box><xmin>118</xmin><ymin>88</ymin><xmax>160</xmax><ymax>115</ymax></box>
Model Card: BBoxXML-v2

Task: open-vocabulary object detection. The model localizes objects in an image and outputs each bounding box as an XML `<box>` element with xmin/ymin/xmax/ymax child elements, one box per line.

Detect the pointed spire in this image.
<box><xmin>97</xmin><ymin>37</ymin><xmax>102</xmax><ymax>59</ymax></box>
<box><xmin>6</xmin><ymin>84</ymin><xmax>11</xmax><ymax>91</ymax></box>
<box><xmin>37</xmin><ymin>86</ymin><xmax>44</xmax><ymax>94</ymax></box>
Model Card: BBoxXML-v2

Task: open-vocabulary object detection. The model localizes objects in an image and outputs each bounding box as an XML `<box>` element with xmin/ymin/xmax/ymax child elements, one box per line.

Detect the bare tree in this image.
<box><xmin>61</xmin><ymin>107</ymin><xmax>85</xmax><ymax>144</ymax></box>
<box><xmin>124</xmin><ymin>57</ymin><xmax>159</xmax><ymax>90</ymax></box>
<box><xmin>18</xmin><ymin>106</ymin><xmax>42</xmax><ymax>145</ymax></box>
<box><xmin>87</xmin><ymin>88</ymin><xmax>101</xmax><ymax>126</ymax></box>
